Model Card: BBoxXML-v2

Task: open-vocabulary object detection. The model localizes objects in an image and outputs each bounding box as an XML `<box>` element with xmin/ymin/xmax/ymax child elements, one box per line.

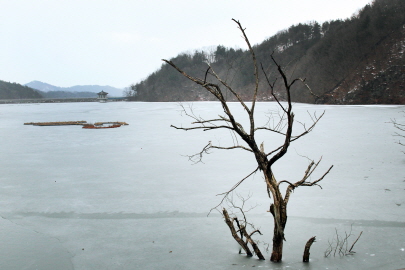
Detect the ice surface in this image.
<box><xmin>0</xmin><ymin>102</ymin><xmax>404</xmax><ymax>269</ymax></box>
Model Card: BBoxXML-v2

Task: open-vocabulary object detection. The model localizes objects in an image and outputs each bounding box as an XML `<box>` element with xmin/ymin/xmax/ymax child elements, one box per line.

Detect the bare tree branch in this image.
<box><xmin>170</xmin><ymin>124</ymin><xmax>234</xmax><ymax>132</ymax></box>
<box><xmin>261</xmin><ymin>62</ymin><xmax>286</xmax><ymax>113</ymax></box>
<box><xmin>299</xmin><ymin>78</ymin><xmax>320</xmax><ymax>99</ymax></box>
<box><xmin>232</xmin><ymin>19</ymin><xmax>259</xmax><ymax>119</ymax></box>
<box><xmin>183</xmin><ymin>141</ymin><xmax>212</xmax><ymax>164</ymax></box>
<box><xmin>211</xmin><ymin>145</ymin><xmax>253</xmax><ymax>152</ymax></box>
<box><xmin>208</xmin><ymin>167</ymin><xmax>260</xmax><ymax>216</ymax></box>
<box><xmin>391</xmin><ymin>113</ymin><xmax>405</xmax><ymax>152</ymax></box>
<box><xmin>208</xmin><ymin>64</ymin><xmax>250</xmax><ymax>112</ymax></box>
<box><xmin>283</xmin><ymin>158</ymin><xmax>334</xmax><ymax>204</ymax></box>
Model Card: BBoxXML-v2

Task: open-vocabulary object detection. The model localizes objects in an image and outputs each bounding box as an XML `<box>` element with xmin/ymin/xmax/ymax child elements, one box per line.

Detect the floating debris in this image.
<box><xmin>82</xmin><ymin>124</ymin><xmax>121</xmax><ymax>129</ymax></box>
<box><xmin>24</xmin><ymin>121</ymin><xmax>87</xmax><ymax>126</ymax></box>
<box><xmin>24</xmin><ymin>121</ymin><xmax>128</xmax><ymax>129</ymax></box>
<box><xmin>94</xmin><ymin>121</ymin><xmax>128</xmax><ymax>126</ymax></box>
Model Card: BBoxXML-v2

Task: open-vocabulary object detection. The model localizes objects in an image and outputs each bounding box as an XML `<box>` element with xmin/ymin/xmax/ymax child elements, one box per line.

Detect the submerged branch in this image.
<box><xmin>223</xmin><ymin>208</ymin><xmax>253</xmax><ymax>256</ymax></box>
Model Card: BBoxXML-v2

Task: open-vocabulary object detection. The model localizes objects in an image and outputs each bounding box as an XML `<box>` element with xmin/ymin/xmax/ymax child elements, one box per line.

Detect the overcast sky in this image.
<box><xmin>1</xmin><ymin>0</ymin><xmax>372</xmax><ymax>88</ymax></box>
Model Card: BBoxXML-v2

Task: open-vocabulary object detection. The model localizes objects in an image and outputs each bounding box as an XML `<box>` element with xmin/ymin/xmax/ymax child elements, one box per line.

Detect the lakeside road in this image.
<box><xmin>0</xmin><ymin>98</ymin><xmax>127</xmax><ymax>104</ymax></box>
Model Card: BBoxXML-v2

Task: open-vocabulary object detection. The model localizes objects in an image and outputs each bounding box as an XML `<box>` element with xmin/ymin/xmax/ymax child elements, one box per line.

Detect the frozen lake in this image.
<box><xmin>0</xmin><ymin>101</ymin><xmax>404</xmax><ymax>269</ymax></box>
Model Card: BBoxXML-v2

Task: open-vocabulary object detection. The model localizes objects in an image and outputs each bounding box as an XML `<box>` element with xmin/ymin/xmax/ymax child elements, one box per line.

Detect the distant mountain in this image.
<box><xmin>25</xmin><ymin>81</ymin><xmax>124</xmax><ymax>97</ymax></box>
<box><xmin>0</xmin><ymin>80</ymin><xmax>43</xmax><ymax>99</ymax></box>
<box><xmin>26</xmin><ymin>81</ymin><xmax>57</xmax><ymax>92</ymax></box>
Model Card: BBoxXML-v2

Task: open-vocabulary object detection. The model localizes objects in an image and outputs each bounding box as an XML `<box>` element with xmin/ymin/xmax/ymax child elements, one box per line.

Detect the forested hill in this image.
<box><xmin>0</xmin><ymin>80</ymin><xmax>43</xmax><ymax>99</ymax></box>
<box><xmin>131</xmin><ymin>0</ymin><xmax>405</xmax><ymax>104</ymax></box>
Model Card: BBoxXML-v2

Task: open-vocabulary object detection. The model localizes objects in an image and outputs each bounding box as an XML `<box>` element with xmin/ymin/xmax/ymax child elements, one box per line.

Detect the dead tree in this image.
<box><xmin>164</xmin><ymin>19</ymin><xmax>333</xmax><ymax>262</ymax></box>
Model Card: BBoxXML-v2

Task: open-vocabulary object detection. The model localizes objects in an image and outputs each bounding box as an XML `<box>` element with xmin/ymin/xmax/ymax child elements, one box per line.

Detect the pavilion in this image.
<box><xmin>97</xmin><ymin>91</ymin><xmax>108</xmax><ymax>103</ymax></box>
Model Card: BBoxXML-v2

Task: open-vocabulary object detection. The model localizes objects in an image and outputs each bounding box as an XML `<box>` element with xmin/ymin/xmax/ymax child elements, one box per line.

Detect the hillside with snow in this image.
<box><xmin>131</xmin><ymin>0</ymin><xmax>405</xmax><ymax>104</ymax></box>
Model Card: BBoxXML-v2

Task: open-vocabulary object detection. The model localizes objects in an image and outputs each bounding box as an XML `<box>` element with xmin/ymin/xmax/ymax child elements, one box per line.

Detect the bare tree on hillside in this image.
<box><xmin>163</xmin><ymin>19</ymin><xmax>333</xmax><ymax>262</ymax></box>
<box><xmin>392</xmin><ymin>111</ymin><xmax>405</xmax><ymax>153</ymax></box>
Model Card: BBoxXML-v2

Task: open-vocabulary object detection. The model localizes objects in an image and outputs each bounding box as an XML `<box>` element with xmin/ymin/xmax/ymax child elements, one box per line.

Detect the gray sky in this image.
<box><xmin>1</xmin><ymin>0</ymin><xmax>372</xmax><ymax>88</ymax></box>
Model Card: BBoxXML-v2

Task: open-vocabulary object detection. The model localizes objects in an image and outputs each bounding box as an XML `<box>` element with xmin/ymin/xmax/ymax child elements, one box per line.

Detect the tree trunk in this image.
<box><xmin>269</xmin><ymin>202</ymin><xmax>287</xmax><ymax>262</ymax></box>
<box><xmin>271</xmin><ymin>233</ymin><xmax>284</xmax><ymax>262</ymax></box>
